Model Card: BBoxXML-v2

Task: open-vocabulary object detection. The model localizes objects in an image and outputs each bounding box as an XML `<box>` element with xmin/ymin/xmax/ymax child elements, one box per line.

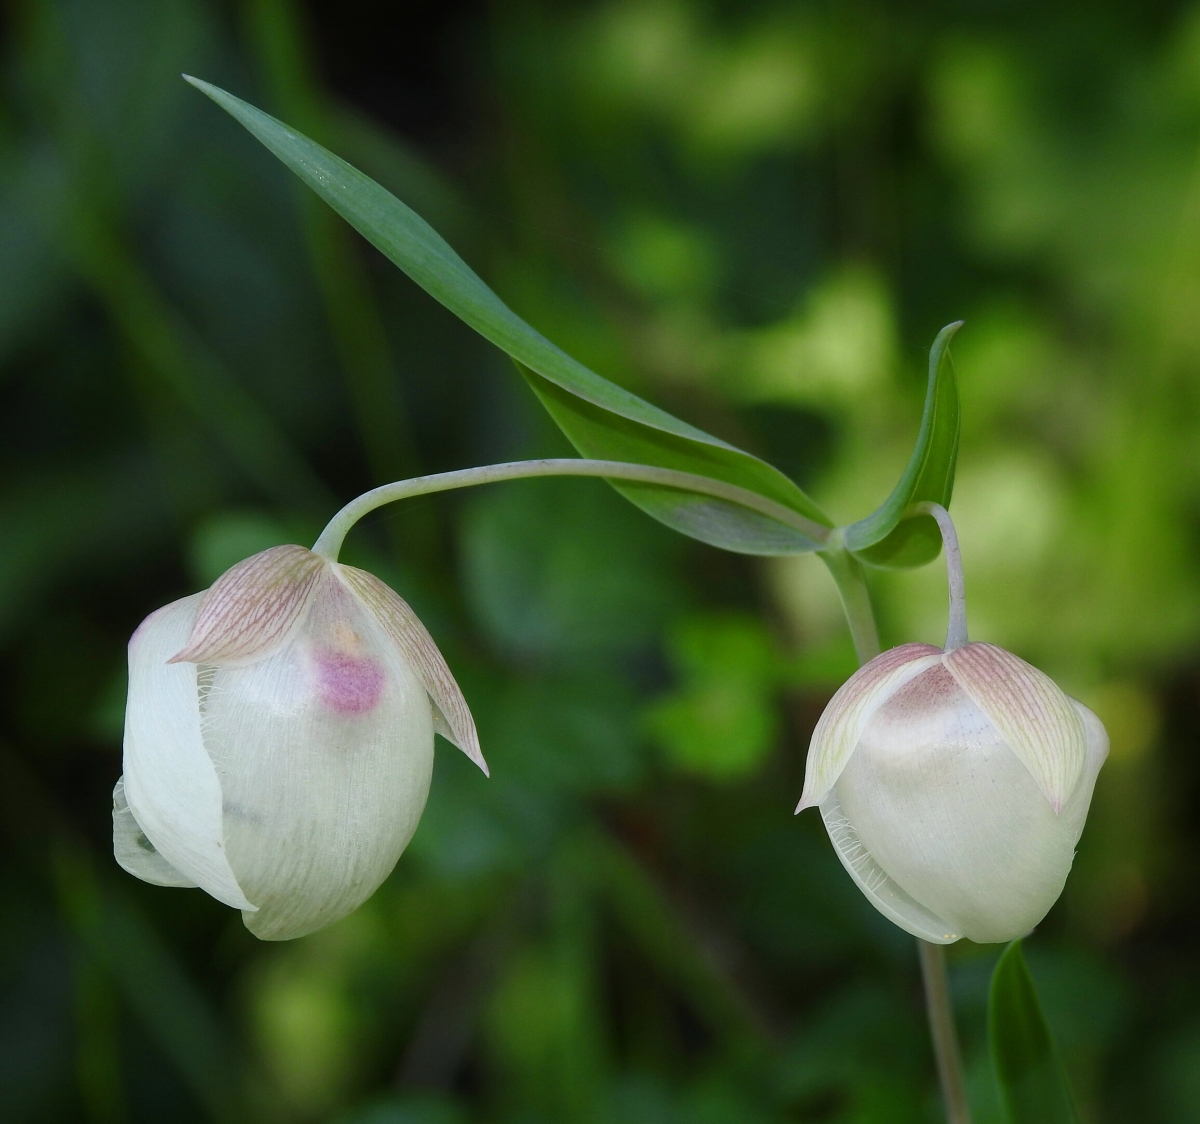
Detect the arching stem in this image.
<box><xmin>311</xmin><ymin>458</ymin><xmax>831</xmax><ymax>560</ymax></box>
<box><xmin>914</xmin><ymin>501</ymin><xmax>968</xmax><ymax>652</ymax></box>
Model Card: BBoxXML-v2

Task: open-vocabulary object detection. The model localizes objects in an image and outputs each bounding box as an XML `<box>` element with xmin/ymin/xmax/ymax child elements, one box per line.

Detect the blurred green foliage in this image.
<box><xmin>4</xmin><ymin>0</ymin><xmax>1200</xmax><ymax>1121</ymax></box>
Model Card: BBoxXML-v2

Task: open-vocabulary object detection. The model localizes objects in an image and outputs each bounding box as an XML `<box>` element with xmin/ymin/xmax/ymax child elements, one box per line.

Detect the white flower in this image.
<box><xmin>113</xmin><ymin>546</ymin><xmax>486</xmax><ymax>941</ymax></box>
<box><xmin>797</xmin><ymin>641</ymin><xmax>1108</xmax><ymax>944</ymax></box>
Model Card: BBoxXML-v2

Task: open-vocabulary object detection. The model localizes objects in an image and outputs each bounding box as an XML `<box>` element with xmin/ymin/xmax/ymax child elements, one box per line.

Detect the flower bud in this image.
<box><xmin>797</xmin><ymin>641</ymin><xmax>1108</xmax><ymax>944</ymax></box>
<box><xmin>113</xmin><ymin>546</ymin><xmax>486</xmax><ymax>941</ymax></box>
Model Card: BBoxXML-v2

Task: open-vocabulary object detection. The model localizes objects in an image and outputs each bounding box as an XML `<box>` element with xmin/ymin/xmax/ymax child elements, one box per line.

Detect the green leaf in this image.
<box><xmin>522</xmin><ymin>365</ymin><xmax>828</xmax><ymax>553</ymax></box>
<box><xmin>843</xmin><ymin>322</ymin><xmax>962</xmax><ymax>568</ymax></box>
<box><xmin>989</xmin><ymin>941</ymin><xmax>1080</xmax><ymax>1124</ymax></box>
<box><xmin>184</xmin><ymin>77</ymin><xmax>831</xmax><ymax>555</ymax></box>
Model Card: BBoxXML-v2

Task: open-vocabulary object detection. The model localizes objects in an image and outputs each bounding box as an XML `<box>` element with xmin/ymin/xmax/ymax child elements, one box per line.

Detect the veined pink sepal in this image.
<box><xmin>337</xmin><ymin>564</ymin><xmax>488</xmax><ymax>776</ymax></box>
<box><xmin>170</xmin><ymin>545</ymin><xmax>327</xmax><ymax>667</ymax></box>
<box><xmin>796</xmin><ymin>642</ymin><xmax>942</xmax><ymax>813</ymax></box>
<box><xmin>944</xmin><ymin>642</ymin><xmax>1086</xmax><ymax>812</ymax></box>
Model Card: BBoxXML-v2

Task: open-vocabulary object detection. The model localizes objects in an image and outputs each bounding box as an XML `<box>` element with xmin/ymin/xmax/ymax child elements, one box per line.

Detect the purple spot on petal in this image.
<box><xmin>314</xmin><ymin>649</ymin><xmax>385</xmax><ymax>714</ymax></box>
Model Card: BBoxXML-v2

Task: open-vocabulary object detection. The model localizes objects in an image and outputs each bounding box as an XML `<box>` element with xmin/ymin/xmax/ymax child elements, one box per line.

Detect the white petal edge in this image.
<box><xmin>944</xmin><ymin>643</ymin><xmax>1086</xmax><ymax>812</ymax></box>
<box><xmin>796</xmin><ymin>644</ymin><xmax>942</xmax><ymax>812</ymax></box>
<box><xmin>819</xmin><ymin>788</ymin><xmax>961</xmax><ymax>944</ymax></box>
<box><xmin>430</xmin><ymin>705</ymin><xmax>458</xmax><ymax>747</ymax></box>
<box><xmin>336</xmin><ymin>564</ymin><xmax>488</xmax><ymax>776</ymax></box>
<box><xmin>1060</xmin><ymin>698</ymin><xmax>1110</xmax><ymax>841</ymax></box>
<box><xmin>112</xmin><ymin>777</ymin><xmax>196</xmax><ymax>888</ymax></box>
<box><xmin>122</xmin><ymin>594</ymin><xmax>256</xmax><ymax>911</ymax></box>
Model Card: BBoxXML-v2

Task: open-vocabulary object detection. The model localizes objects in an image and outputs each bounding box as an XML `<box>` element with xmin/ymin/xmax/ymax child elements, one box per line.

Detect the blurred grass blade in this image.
<box><xmin>842</xmin><ymin>322</ymin><xmax>962</xmax><ymax>568</ymax></box>
<box><xmin>55</xmin><ymin>848</ymin><xmax>249</xmax><ymax>1124</ymax></box>
<box><xmin>585</xmin><ymin>828</ymin><xmax>768</xmax><ymax>1056</ymax></box>
<box><xmin>7</xmin><ymin>746</ymin><xmax>256</xmax><ymax>1122</ymax></box>
<box><xmin>184</xmin><ymin>77</ymin><xmax>832</xmax><ymax>555</ymax></box>
<box><xmin>0</xmin><ymin>457</ymin><xmax>171</xmax><ymax>646</ymax></box>
<box><xmin>327</xmin><ymin>103</ymin><xmax>476</xmax><ymax>247</ymax></box>
<box><xmin>989</xmin><ymin>941</ymin><xmax>1080</xmax><ymax>1124</ymax></box>
<box><xmin>245</xmin><ymin>0</ymin><xmax>424</xmax><ymax>492</ymax></box>
<box><xmin>62</xmin><ymin>203</ymin><xmax>332</xmax><ymax>513</ymax></box>
<box><xmin>100</xmin><ymin>891</ymin><xmax>249</xmax><ymax>1123</ymax></box>
<box><xmin>52</xmin><ymin>849</ymin><xmax>127</xmax><ymax>1123</ymax></box>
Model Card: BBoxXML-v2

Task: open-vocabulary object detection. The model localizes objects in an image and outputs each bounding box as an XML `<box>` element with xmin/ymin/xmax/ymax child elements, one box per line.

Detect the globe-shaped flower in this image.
<box><xmin>113</xmin><ymin>546</ymin><xmax>485</xmax><ymax>940</ymax></box>
<box><xmin>797</xmin><ymin>641</ymin><xmax>1108</xmax><ymax>944</ymax></box>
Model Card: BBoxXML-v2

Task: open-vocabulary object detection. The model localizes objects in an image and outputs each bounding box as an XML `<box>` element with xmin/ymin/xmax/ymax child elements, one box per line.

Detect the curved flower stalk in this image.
<box><xmin>798</xmin><ymin>505</ymin><xmax>1109</xmax><ymax>945</ymax></box>
<box><xmin>114</xmin><ymin>545</ymin><xmax>484</xmax><ymax>941</ymax></box>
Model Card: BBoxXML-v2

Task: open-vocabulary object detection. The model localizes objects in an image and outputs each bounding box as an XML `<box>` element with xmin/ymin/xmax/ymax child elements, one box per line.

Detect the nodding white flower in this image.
<box><xmin>113</xmin><ymin>546</ymin><xmax>486</xmax><ymax>941</ymax></box>
<box><xmin>797</xmin><ymin>641</ymin><xmax>1107</xmax><ymax>944</ymax></box>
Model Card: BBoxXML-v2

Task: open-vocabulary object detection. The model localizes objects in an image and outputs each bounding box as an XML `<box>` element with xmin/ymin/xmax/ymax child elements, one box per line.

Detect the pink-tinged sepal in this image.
<box><xmin>336</xmin><ymin>564</ymin><xmax>488</xmax><ymax>776</ymax></box>
<box><xmin>796</xmin><ymin>642</ymin><xmax>942</xmax><ymax>812</ymax></box>
<box><xmin>170</xmin><ymin>545</ymin><xmax>327</xmax><ymax>667</ymax></box>
<box><xmin>943</xmin><ymin>642</ymin><xmax>1086</xmax><ymax>812</ymax></box>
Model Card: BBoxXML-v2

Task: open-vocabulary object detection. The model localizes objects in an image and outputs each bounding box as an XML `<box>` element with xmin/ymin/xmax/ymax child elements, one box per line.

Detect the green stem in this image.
<box><xmin>819</xmin><ymin>547</ymin><xmax>881</xmax><ymax>662</ymax></box>
<box><xmin>914</xmin><ymin>501</ymin><xmax>968</xmax><ymax>651</ymax></box>
<box><xmin>820</xmin><ymin>543</ymin><xmax>972</xmax><ymax>1124</ymax></box>
<box><xmin>920</xmin><ymin>942</ymin><xmax>974</xmax><ymax>1124</ymax></box>
<box><xmin>311</xmin><ymin>458</ymin><xmax>831</xmax><ymax>560</ymax></box>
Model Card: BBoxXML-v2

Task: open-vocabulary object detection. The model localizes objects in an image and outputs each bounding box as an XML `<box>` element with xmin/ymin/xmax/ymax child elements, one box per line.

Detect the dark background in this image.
<box><xmin>3</xmin><ymin>0</ymin><xmax>1200</xmax><ymax>1121</ymax></box>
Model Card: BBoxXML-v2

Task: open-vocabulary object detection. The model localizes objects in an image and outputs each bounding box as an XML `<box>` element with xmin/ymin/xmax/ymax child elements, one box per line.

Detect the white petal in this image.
<box><xmin>835</xmin><ymin>665</ymin><xmax>1078</xmax><ymax>943</ymax></box>
<box><xmin>819</xmin><ymin>788</ymin><xmax>960</xmax><ymax>943</ymax></box>
<box><xmin>797</xmin><ymin>643</ymin><xmax>942</xmax><ymax>811</ymax></box>
<box><xmin>202</xmin><ymin>572</ymin><xmax>435</xmax><ymax>941</ymax></box>
<box><xmin>171</xmin><ymin>545</ymin><xmax>326</xmax><ymax>667</ymax></box>
<box><xmin>430</xmin><ymin>703</ymin><xmax>458</xmax><ymax>746</ymax></box>
<box><xmin>122</xmin><ymin>595</ymin><xmax>255</xmax><ymax>910</ymax></box>
<box><xmin>112</xmin><ymin>777</ymin><xmax>196</xmax><ymax>888</ymax></box>
<box><xmin>337</xmin><ymin>563</ymin><xmax>487</xmax><ymax>775</ymax></box>
<box><xmin>1059</xmin><ymin>699</ymin><xmax>1109</xmax><ymax>841</ymax></box>
<box><xmin>944</xmin><ymin>643</ymin><xmax>1086</xmax><ymax>812</ymax></box>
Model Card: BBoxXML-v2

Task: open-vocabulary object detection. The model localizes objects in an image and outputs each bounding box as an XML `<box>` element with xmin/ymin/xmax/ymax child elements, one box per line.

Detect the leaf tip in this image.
<box><xmin>939</xmin><ymin>319</ymin><xmax>965</xmax><ymax>339</ymax></box>
<box><xmin>182</xmin><ymin>75</ymin><xmax>225</xmax><ymax>105</ymax></box>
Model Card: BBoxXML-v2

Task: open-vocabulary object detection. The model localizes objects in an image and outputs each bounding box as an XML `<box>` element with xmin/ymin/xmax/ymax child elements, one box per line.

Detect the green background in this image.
<box><xmin>2</xmin><ymin>0</ymin><xmax>1199</xmax><ymax>1120</ymax></box>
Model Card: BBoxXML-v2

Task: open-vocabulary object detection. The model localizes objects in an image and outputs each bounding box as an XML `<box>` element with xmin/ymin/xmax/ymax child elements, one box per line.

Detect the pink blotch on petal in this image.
<box><xmin>314</xmin><ymin>649</ymin><xmax>386</xmax><ymax>714</ymax></box>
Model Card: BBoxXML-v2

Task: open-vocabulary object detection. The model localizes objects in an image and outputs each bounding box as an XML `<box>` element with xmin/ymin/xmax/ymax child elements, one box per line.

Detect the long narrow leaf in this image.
<box><xmin>246</xmin><ymin>0</ymin><xmax>425</xmax><ymax>489</ymax></box>
<box><xmin>843</xmin><ymin>321</ymin><xmax>962</xmax><ymax>568</ymax></box>
<box><xmin>989</xmin><ymin>941</ymin><xmax>1080</xmax><ymax>1124</ymax></box>
<box><xmin>184</xmin><ymin>77</ymin><xmax>831</xmax><ymax>554</ymax></box>
<box><xmin>522</xmin><ymin>367</ymin><xmax>827</xmax><ymax>553</ymax></box>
